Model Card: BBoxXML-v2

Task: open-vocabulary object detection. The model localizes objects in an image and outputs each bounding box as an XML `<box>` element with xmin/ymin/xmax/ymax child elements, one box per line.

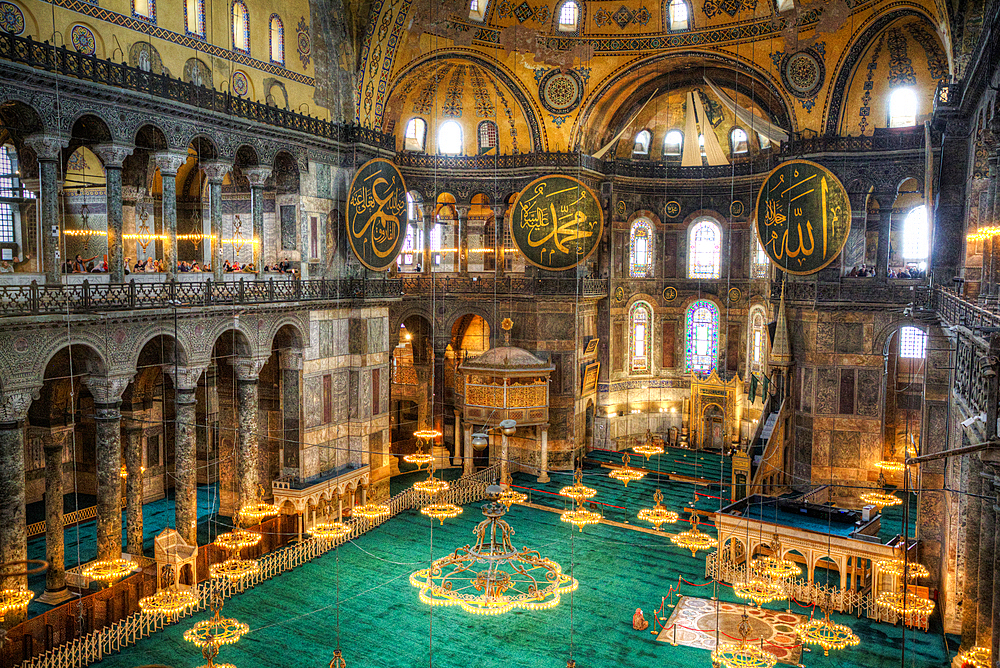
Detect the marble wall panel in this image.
<box><xmin>831</xmin><ymin>430</ymin><xmax>861</xmax><ymax>468</ymax></box>
<box><xmin>303</xmin><ymin>376</ymin><xmax>322</xmax><ymax>428</ymax></box>
<box><xmin>816</xmin><ymin>368</ymin><xmax>839</xmax><ymax>413</ymax></box>
<box><xmin>835</xmin><ymin>323</ymin><xmax>864</xmax><ymax>354</ymax></box>
<box><xmin>857</xmin><ymin>369</ymin><xmax>881</xmax><ymax>416</ymax></box>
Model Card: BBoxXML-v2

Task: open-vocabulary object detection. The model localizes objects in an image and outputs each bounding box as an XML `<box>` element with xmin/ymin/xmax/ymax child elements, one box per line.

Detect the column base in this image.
<box><xmin>37</xmin><ymin>587</ymin><xmax>77</xmax><ymax>606</ymax></box>
<box><xmin>537</xmin><ymin>472</ymin><xmax>550</xmax><ymax>483</ymax></box>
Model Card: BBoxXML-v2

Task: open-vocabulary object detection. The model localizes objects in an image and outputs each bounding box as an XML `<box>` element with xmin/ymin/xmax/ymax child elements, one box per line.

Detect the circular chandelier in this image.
<box><xmin>957</xmin><ymin>646</ymin><xmax>992</xmax><ymax>668</ymax></box>
<box><xmin>669</xmin><ymin>510</ymin><xmax>718</xmax><ymax>557</ymax></box>
<box><xmin>214</xmin><ymin>528</ymin><xmax>262</xmax><ymax>552</ymax></box>
<box><xmin>559</xmin><ymin>468</ymin><xmax>597</xmax><ymax>502</ymax></box>
<box><xmin>711</xmin><ymin>614</ymin><xmax>778</xmax><ymax>668</ymax></box>
<box><xmin>875</xmin><ymin>558</ymin><xmax>929</xmax><ymax>580</ymax></box>
<box><xmin>637</xmin><ymin>489</ymin><xmax>678</xmax><ymax>530</ymax></box>
<box><xmin>209</xmin><ymin>558</ymin><xmax>260</xmax><ymax>581</ymax></box>
<box><xmin>608</xmin><ymin>453</ymin><xmax>646</xmax><ymax>487</ymax></box>
<box><xmin>733</xmin><ymin>577</ymin><xmax>786</xmax><ymax>607</ymax></box>
<box><xmin>753</xmin><ymin>556</ymin><xmax>800</xmax><ymax>580</ymax></box>
<box><xmin>0</xmin><ymin>588</ymin><xmax>34</xmax><ymax>616</ymax></box>
<box><xmin>498</xmin><ymin>472</ymin><xmax>527</xmax><ymax>509</ymax></box>
<box><xmin>405</xmin><ymin>429</ymin><xmax>441</xmax><ymax>469</ymax></box>
<box><xmin>353</xmin><ymin>503</ymin><xmax>391</xmax><ymax>522</ymax></box>
<box><xmin>412</xmin><ymin>467</ymin><xmax>450</xmax><ymax>496</ymax></box>
<box><xmin>184</xmin><ymin>611</ymin><xmax>249</xmax><ymax>648</ymax></box>
<box><xmin>632</xmin><ymin>431</ymin><xmax>663</xmax><ymax>460</ymax></box>
<box><xmin>794</xmin><ymin>607</ymin><xmax>859</xmax><ymax>656</ymax></box>
<box><xmin>420</xmin><ymin>503</ymin><xmax>463</xmax><ymax>524</ymax></box>
<box><xmin>238</xmin><ymin>484</ymin><xmax>279</xmax><ymax>525</ymax></box>
<box><xmin>561</xmin><ymin>500</ymin><xmax>602</xmax><ymax>532</ymax></box>
<box><xmin>310</xmin><ymin>520</ymin><xmax>352</xmax><ymax>541</ymax></box>
<box><xmin>81</xmin><ymin>558</ymin><xmax>139</xmax><ymax>583</ymax></box>
<box><xmin>860</xmin><ymin>472</ymin><xmax>902</xmax><ymax>510</ymax></box>
<box><xmin>411</xmin><ymin>489</ymin><xmax>578</xmax><ymax>615</ymax></box>
<box><xmin>876</xmin><ymin>590</ymin><xmax>935</xmax><ymax>616</ymax></box>
<box><xmin>874</xmin><ymin>460</ymin><xmax>905</xmax><ymax>473</ymax></box>
<box><xmin>140</xmin><ymin>587</ymin><xmax>199</xmax><ymax>616</ymax></box>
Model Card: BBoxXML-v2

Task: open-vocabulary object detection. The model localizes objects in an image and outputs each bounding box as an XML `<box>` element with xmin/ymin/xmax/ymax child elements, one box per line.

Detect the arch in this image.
<box><xmin>721</xmin><ymin>535</ymin><xmax>747</xmax><ymax>565</ymax></box>
<box><xmin>477</xmin><ymin>120</ymin><xmax>498</xmax><ymax>153</ymax></box>
<box><xmin>687</xmin><ymin>217</ymin><xmax>722</xmax><ymax>279</ymax></box>
<box><xmin>685</xmin><ymin>299</ymin><xmax>719</xmax><ymax>374</ymax></box>
<box><xmin>208</xmin><ymin>325</ymin><xmax>256</xmax><ymax>360</ymax></box>
<box><xmin>901</xmin><ymin>204</ymin><xmax>928</xmax><ymax>262</ymax></box>
<box><xmin>130</xmin><ymin>328</ymin><xmax>193</xmax><ymax>371</ymax></box>
<box><xmin>553</xmin><ymin>0</ymin><xmax>584</xmax><ymax>34</ymax></box>
<box><xmin>629</xmin><ymin>300</ymin><xmax>653</xmax><ymax>373</ymax></box>
<box><xmin>272</xmin><ymin>151</ymin><xmax>299</xmax><ymax>194</ymax></box>
<box><xmin>269</xmin><ymin>319</ymin><xmax>307</xmax><ymax>351</ymax></box>
<box><xmin>443</xmin><ymin>308</ymin><xmax>495</xmax><ymax>350</ymax></box>
<box><xmin>403</xmin><ymin>117</ymin><xmax>427</xmax><ymax>152</ymax></box>
<box><xmin>132</xmin><ymin>0</ymin><xmax>155</xmax><ymax>22</ymax></box>
<box><xmin>69</xmin><ymin>113</ymin><xmax>112</xmax><ymax>149</ymax></box>
<box><xmin>730</xmin><ymin>127</ymin><xmax>748</xmax><ymax>154</ymax></box>
<box><xmin>747</xmin><ymin>304</ymin><xmax>767</xmax><ymax>375</ymax></box>
<box><xmin>898</xmin><ymin>324</ymin><xmax>928</xmax><ymax>359</ymax></box>
<box><xmin>187</xmin><ymin>134</ymin><xmax>219</xmax><ymax>161</ymax></box>
<box><xmin>39</xmin><ymin>340</ymin><xmax>109</xmax><ymax>381</ymax></box>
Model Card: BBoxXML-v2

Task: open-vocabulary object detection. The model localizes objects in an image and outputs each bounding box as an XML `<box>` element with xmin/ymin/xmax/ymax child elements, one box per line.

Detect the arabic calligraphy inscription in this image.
<box><xmin>754</xmin><ymin>160</ymin><xmax>850</xmax><ymax>275</ymax></box>
<box><xmin>346</xmin><ymin>158</ymin><xmax>408</xmax><ymax>271</ymax></box>
<box><xmin>510</xmin><ymin>174</ymin><xmax>603</xmax><ymax>271</ymax></box>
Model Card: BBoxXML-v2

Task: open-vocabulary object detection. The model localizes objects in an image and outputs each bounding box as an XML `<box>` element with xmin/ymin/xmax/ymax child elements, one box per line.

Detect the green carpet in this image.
<box><xmin>93</xmin><ymin>502</ymin><xmax>951</xmax><ymax>668</ymax></box>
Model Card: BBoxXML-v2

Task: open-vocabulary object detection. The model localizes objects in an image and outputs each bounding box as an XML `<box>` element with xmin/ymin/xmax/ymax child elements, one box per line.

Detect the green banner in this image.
<box><xmin>509</xmin><ymin>174</ymin><xmax>603</xmax><ymax>271</ymax></box>
<box><xmin>346</xmin><ymin>158</ymin><xmax>408</xmax><ymax>271</ymax></box>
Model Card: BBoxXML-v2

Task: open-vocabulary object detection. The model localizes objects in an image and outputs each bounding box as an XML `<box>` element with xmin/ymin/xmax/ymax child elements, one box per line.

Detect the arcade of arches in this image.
<box><xmin>0</xmin><ymin>0</ymin><xmax>999</xmax><ymax>665</ymax></box>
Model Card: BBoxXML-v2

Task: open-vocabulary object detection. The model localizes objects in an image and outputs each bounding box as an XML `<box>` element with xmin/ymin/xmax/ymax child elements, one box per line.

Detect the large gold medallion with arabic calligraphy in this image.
<box><xmin>754</xmin><ymin>160</ymin><xmax>850</xmax><ymax>275</ymax></box>
<box><xmin>346</xmin><ymin>158</ymin><xmax>408</xmax><ymax>271</ymax></box>
<box><xmin>510</xmin><ymin>175</ymin><xmax>603</xmax><ymax>271</ymax></box>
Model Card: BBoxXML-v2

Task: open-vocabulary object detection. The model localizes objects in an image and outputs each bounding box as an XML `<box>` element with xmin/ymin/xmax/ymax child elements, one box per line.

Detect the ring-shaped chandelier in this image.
<box><xmin>81</xmin><ymin>558</ymin><xmax>140</xmax><ymax>583</ymax></box>
<box><xmin>711</xmin><ymin>614</ymin><xmax>778</xmax><ymax>668</ymax></box>
<box><xmin>420</xmin><ymin>503</ymin><xmax>463</xmax><ymax>524</ymax></box>
<box><xmin>794</xmin><ymin>607</ymin><xmax>860</xmax><ymax>656</ymax></box>
<box><xmin>637</xmin><ymin>489</ymin><xmax>678</xmax><ymax>530</ymax></box>
<box><xmin>139</xmin><ymin>587</ymin><xmax>199</xmax><ymax>616</ymax></box>
<box><xmin>559</xmin><ymin>467</ymin><xmax>597</xmax><ymax>502</ymax></box>
<box><xmin>669</xmin><ymin>510</ymin><xmax>718</xmax><ymax>557</ymax></box>
<box><xmin>733</xmin><ymin>577</ymin><xmax>786</xmax><ymax>606</ymax></box>
<box><xmin>608</xmin><ymin>453</ymin><xmax>646</xmax><ymax>487</ymax></box>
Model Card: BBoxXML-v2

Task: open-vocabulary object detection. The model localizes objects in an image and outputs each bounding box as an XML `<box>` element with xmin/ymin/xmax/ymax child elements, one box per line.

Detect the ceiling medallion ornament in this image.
<box><xmin>730</xmin><ymin>200</ymin><xmax>745</xmax><ymax>217</ymax></box>
<box><xmin>728</xmin><ymin>287</ymin><xmax>742</xmax><ymax>304</ymax></box>
<box><xmin>780</xmin><ymin>49</ymin><xmax>826</xmax><ymax>100</ymax></box>
<box><xmin>411</xmin><ymin>487</ymin><xmax>578</xmax><ymax>614</ymax></box>
<box><xmin>614</xmin><ymin>286</ymin><xmax>625</xmax><ymax>303</ymax></box>
<box><xmin>538</xmin><ymin>69</ymin><xmax>584</xmax><ymax>116</ymax></box>
<box><xmin>662</xmin><ymin>286</ymin><xmax>677</xmax><ymax>303</ymax></box>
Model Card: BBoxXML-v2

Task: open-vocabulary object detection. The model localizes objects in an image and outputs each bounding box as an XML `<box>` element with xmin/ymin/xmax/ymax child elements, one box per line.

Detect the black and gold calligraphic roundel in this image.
<box><xmin>346</xmin><ymin>158</ymin><xmax>409</xmax><ymax>271</ymax></box>
<box><xmin>509</xmin><ymin>175</ymin><xmax>604</xmax><ymax>271</ymax></box>
<box><xmin>754</xmin><ymin>160</ymin><xmax>851</xmax><ymax>275</ymax></box>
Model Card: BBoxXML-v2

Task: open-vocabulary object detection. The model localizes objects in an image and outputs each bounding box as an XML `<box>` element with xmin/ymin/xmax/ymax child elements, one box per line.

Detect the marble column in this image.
<box><xmin>422</xmin><ymin>211</ymin><xmax>433</xmax><ymax>273</ymax></box>
<box><xmin>202</xmin><ymin>162</ymin><xmax>231</xmax><ymax>282</ymax></box>
<box><xmin>963</xmin><ymin>455</ymin><xmax>984</xmax><ymax>647</ymax></box>
<box><xmin>463</xmin><ymin>424</ymin><xmax>473</xmax><ymax>476</ymax></box>
<box><xmin>978</xmin><ymin>470</ymin><xmax>996</xmax><ymax>645</ymax></box>
<box><xmin>153</xmin><ymin>151</ymin><xmax>188</xmax><ymax>280</ymax></box>
<box><xmin>36</xmin><ymin>427</ymin><xmax>74</xmax><ymax>604</ymax></box>
<box><xmin>985</xmin><ymin>156</ymin><xmax>999</xmax><ymax>292</ymax></box>
<box><xmin>991</xmin><ymin>464</ymin><xmax>1000</xmax><ymax>666</ymax></box>
<box><xmin>245</xmin><ymin>167</ymin><xmax>272</xmax><ymax>274</ymax></box>
<box><xmin>500</xmin><ymin>432</ymin><xmax>509</xmax><ymax>484</ymax></box>
<box><xmin>360</xmin><ymin>483</ymin><xmax>368</xmax><ymax>505</ymax></box>
<box><xmin>92</xmin><ymin>144</ymin><xmax>135</xmax><ymax>283</ymax></box>
<box><xmin>538</xmin><ymin>425</ymin><xmax>550</xmax><ymax>483</ymax></box>
<box><xmin>24</xmin><ymin>134</ymin><xmax>68</xmax><ymax>284</ymax></box>
<box><xmin>85</xmin><ymin>375</ymin><xmax>131</xmax><ymax>560</ymax></box>
<box><xmin>456</xmin><ymin>206</ymin><xmax>469</xmax><ymax>274</ymax></box>
<box><xmin>876</xmin><ymin>207</ymin><xmax>892</xmax><ymax>279</ymax></box>
<box><xmin>233</xmin><ymin>358</ymin><xmax>265</xmax><ymax>509</ymax></box>
<box><xmin>122</xmin><ymin>417</ymin><xmax>145</xmax><ymax>555</ymax></box>
<box><xmin>165</xmin><ymin>366</ymin><xmax>203</xmax><ymax>545</ymax></box>
<box><xmin>279</xmin><ymin>351</ymin><xmax>302</xmax><ymax>472</ymax></box>
<box><xmin>0</xmin><ymin>391</ymin><xmax>35</xmax><ymax>593</ymax></box>
<box><xmin>453</xmin><ymin>409</ymin><xmax>462</xmax><ymax>467</ymax></box>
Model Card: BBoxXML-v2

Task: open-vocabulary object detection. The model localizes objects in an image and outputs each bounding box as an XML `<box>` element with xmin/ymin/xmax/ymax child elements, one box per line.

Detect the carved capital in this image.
<box><xmin>455</xmin><ymin>206</ymin><xmax>470</xmax><ymax>220</ymax></box>
<box><xmin>91</xmin><ymin>143</ymin><xmax>136</xmax><ymax>169</ymax></box>
<box><xmin>23</xmin><ymin>133</ymin><xmax>69</xmax><ymax>161</ymax></box>
<box><xmin>84</xmin><ymin>374</ymin><xmax>133</xmax><ymax>406</ymax></box>
<box><xmin>202</xmin><ymin>161</ymin><xmax>233</xmax><ymax>184</ymax></box>
<box><xmin>0</xmin><ymin>389</ymin><xmax>37</xmax><ymax>424</ymax></box>
<box><xmin>230</xmin><ymin>356</ymin><xmax>268</xmax><ymax>381</ymax></box>
<box><xmin>152</xmin><ymin>150</ymin><xmax>189</xmax><ymax>177</ymax></box>
<box><xmin>29</xmin><ymin>425</ymin><xmax>74</xmax><ymax>452</ymax></box>
<box><xmin>279</xmin><ymin>350</ymin><xmax>304</xmax><ymax>371</ymax></box>
<box><xmin>163</xmin><ymin>365</ymin><xmax>205</xmax><ymax>393</ymax></box>
<box><xmin>243</xmin><ymin>166</ymin><xmax>273</xmax><ymax>188</ymax></box>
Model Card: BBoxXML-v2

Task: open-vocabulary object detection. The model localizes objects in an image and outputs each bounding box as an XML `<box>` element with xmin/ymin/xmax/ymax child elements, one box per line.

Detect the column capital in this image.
<box><xmin>455</xmin><ymin>206</ymin><xmax>470</xmax><ymax>219</ymax></box>
<box><xmin>23</xmin><ymin>133</ymin><xmax>68</xmax><ymax>161</ymax></box>
<box><xmin>244</xmin><ymin>166</ymin><xmax>273</xmax><ymax>188</ymax></box>
<box><xmin>230</xmin><ymin>356</ymin><xmax>268</xmax><ymax>382</ymax></box>
<box><xmin>152</xmin><ymin>150</ymin><xmax>189</xmax><ymax>177</ymax></box>
<box><xmin>28</xmin><ymin>425</ymin><xmax>74</xmax><ymax>451</ymax></box>
<box><xmin>83</xmin><ymin>374</ymin><xmax>133</xmax><ymax>406</ymax></box>
<box><xmin>0</xmin><ymin>388</ymin><xmax>38</xmax><ymax>424</ymax></box>
<box><xmin>202</xmin><ymin>161</ymin><xmax>233</xmax><ymax>184</ymax></box>
<box><xmin>91</xmin><ymin>143</ymin><xmax>136</xmax><ymax>169</ymax></box>
<box><xmin>163</xmin><ymin>365</ymin><xmax>206</xmax><ymax>393</ymax></box>
<box><xmin>121</xmin><ymin>413</ymin><xmax>146</xmax><ymax>432</ymax></box>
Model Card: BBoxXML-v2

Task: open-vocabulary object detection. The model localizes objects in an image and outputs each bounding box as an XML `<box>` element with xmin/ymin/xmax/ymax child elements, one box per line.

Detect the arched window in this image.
<box><xmin>902</xmin><ymin>205</ymin><xmax>928</xmax><ymax>260</ymax></box>
<box><xmin>750</xmin><ymin>229</ymin><xmax>769</xmax><ymax>279</ymax></box>
<box><xmin>899</xmin><ymin>325</ymin><xmax>927</xmax><ymax>359</ymax></box>
<box><xmin>404</xmin><ymin>118</ymin><xmax>427</xmax><ymax>151</ymax></box>
<box><xmin>438</xmin><ymin>120</ymin><xmax>463</xmax><ymax>154</ymax></box>
<box><xmin>232</xmin><ymin>0</ymin><xmax>249</xmax><ymax>53</ymax></box>
<box><xmin>686</xmin><ymin>300</ymin><xmax>719</xmax><ymax>374</ymax></box>
<box><xmin>730</xmin><ymin>127</ymin><xmax>748</xmax><ymax>154</ymax></box>
<box><xmin>889</xmin><ymin>87</ymin><xmax>917</xmax><ymax>128</ymax></box>
<box><xmin>430</xmin><ymin>224</ymin><xmax>443</xmax><ymax>266</ymax></box>
<box><xmin>630</xmin><ymin>301</ymin><xmax>653</xmax><ymax>372</ymax></box>
<box><xmin>688</xmin><ymin>218</ymin><xmax>722</xmax><ymax>279</ymax></box>
<box><xmin>133</xmin><ymin>0</ymin><xmax>155</xmax><ymax>22</ymax></box>
<box><xmin>269</xmin><ymin>15</ymin><xmax>284</xmax><ymax>65</ymax></box>
<box><xmin>747</xmin><ymin>305</ymin><xmax>767</xmax><ymax>374</ymax></box>
<box><xmin>186</xmin><ymin>0</ymin><xmax>205</xmax><ymax>35</ymax></box>
<box><xmin>398</xmin><ymin>193</ymin><xmax>421</xmax><ymax>268</ymax></box>
<box><xmin>698</xmin><ymin>133</ymin><xmax>706</xmax><ymax>157</ymax></box>
<box><xmin>469</xmin><ymin>0</ymin><xmax>489</xmax><ymax>21</ymax></box>
<box><xmin>478</xmin><ymin>121</ymin><xmax>498</xmax><ymax>153</ymax></box>
<box><xmin>776</xmin><ymin>0</ymin><xmax>793</xmax><ymax>11</ymax></box>
<box><xmin>664</xmin><ymin>130</ymin><xmax>683</xmax><ymax>156</ymax></box>
<box><xmin>629</xmin><ymin>219</ymin><xmax>653</xmax><ymax>277</ymax></box>
<box><xmin>0</xmin><ymin>146</ymin><xmax>17</xmax><ymax>244</ymax></box>
<box><xmin>558</xmin><ymin>0</ymin><xmax>579</xmax><ymax>31</ymax></box>
<box><xmin>633</xmin><ymin>130</ymin><xmax>651</xmax><ymax>155</ymax></box>
<box><xmin>668</xmin><ymin>0</ymin><xmax>688</xmax><ymax>30</ymax></box>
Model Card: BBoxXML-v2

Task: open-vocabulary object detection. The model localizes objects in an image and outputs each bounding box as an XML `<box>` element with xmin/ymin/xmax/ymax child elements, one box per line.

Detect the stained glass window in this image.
<box><xmin>629</xmin><ymin>219</ymin><xmax>653</xmax><ymax>278</ymax></box>
<box><xmin>748</xmin><ymin>305</ymin><xmax>767</xmax><ymax>374</ymax></box>
<box><xmin>232</xmin><ymin>0</ymin><xmax>249</xmax><ymax>53</ymax></box>
<box><xmin>902</xmin><ymin>205</ymin><xmax>928</xmax><ymax>260</ymax></box>
<box><xmin>686</xmin><ymin>300</ymin><xmax>719</xmax><ymax>374</ymax></box>
<box><xmin>899</xmin><ymin>326</ymin><xmax>927</xmax><ymax>359</ymax></box>
<box><xmin>269</xmin><ymin>14</ymin><xmax>284</xmax><ymax>65</ymax></box>
<box><xmin>669</xmin><ymin>0</ymin><xmax>688</xmax><ymax>29</ymax></box>
<box><xmin>630</xmin><ymin>301</ymin><xmax>652</xmax><ymax>372</ymax></box>
<box><xmin>186</xmin><ymin>0</ymin><xmax>205</xmax><ymax>36</ymax></box>
<box><xmin>688</xmin><ymin>218</ymin><xmax>721</xmax><ymax>279</ymax></box>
